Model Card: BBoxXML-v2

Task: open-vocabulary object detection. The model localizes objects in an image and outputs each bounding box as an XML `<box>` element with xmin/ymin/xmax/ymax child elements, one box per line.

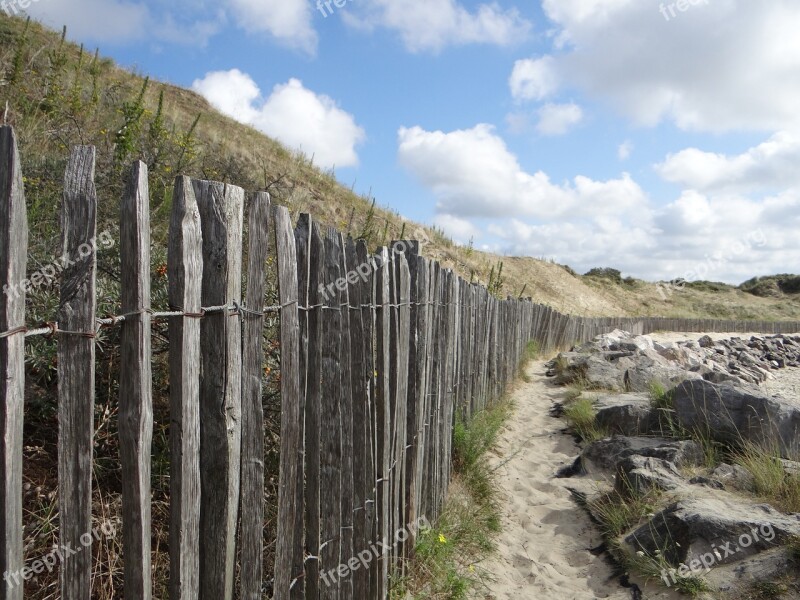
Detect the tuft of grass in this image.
<box><xmin>749</xmin><ymin>580</ymin><xmax>789</xmax><ymax>599</ymax></box>
<box><xmin>788</xmin><ymin>536</ymin><xmax>800</xmax><ymax>562</ymax></box>
<box><xmin>398</xmin><ymin>401</ymin><xmax>510</xmax><ymax>598</ymax></box>
<box><xmin>734</xmin><ymin>442</ymin><xmax>800</xmax><ymax>513</ymax></box>
<box><xmin>562</xmin><ymin>395</ymin><xmax>606</xmax><ymax>443</ymax></box>
<box><xmin>589</xmin><ymin>480</ymin><xmax>662</xmax><ymax>539</ymax></box>
<box><xmin>518</xmin><ymin>340</ymin><xmax>541</xmax><ymax>382</ymax></box>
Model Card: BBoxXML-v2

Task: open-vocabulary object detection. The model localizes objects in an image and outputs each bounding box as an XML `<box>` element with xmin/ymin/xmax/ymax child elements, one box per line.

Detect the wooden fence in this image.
<box><xmin>1</xmin><ymin>126</ymin><xmax>799</xmax><ymax>599</ymax></box>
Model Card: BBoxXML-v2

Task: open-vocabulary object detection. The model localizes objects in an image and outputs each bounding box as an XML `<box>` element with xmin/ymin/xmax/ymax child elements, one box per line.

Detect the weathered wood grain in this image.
<box><xmin>119</xmin><ymin>161</ymin><xmax>153</xmax><ymax>600</ymax></box>
<box><xmin>58</xmin><ymin>145</ymin><xmax>97</xmax><ymax>600</ymax></box>
<box><xmin>240</xmin><ymin>192</ymin><xmax>270</xmax><ymax>600</ymax></box>
<box><xmin>167</xmin><ymin>176</ymin><xmax>202</xmax><ymax>600</ymax></box>
<box><xmin>346</xmin><ymin>237</ymin><xmax>370</xmax><ymax>599</ymax></box>
<box><xmin>274</xmin><ymin>206</ymin><xmax>302</xmax><ymax>600</ymax></box>
<box><xmin>0</xmin><ymin>126</ymin><xmax>27</xmax><ymax>600</ymax></box>
<box><xmin>296</xmin><ymin>215</ymin><xmax>324</xmax><ymax>599</ymax></box>
<box><xmin>194</xmin><ymin>180</ymin><xmax>244</xmax><ymax>600</ymax></box>
<box><xmin>374</xmin><ymin>246</ymin><xmax>391</xmax><ymax>597</ymax></box>
<box><xmin>320</xmin><ymin>227</ymin><xmax>343</xmax><ymax>600</ymax></box>
<box><xmin>337</xmin><ymin>234</ymin><xmax>354</xmax><ymax>597</ymax></box>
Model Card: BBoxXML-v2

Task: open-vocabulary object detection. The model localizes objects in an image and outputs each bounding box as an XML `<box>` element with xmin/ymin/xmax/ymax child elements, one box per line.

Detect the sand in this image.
<box><xmin>479</xmin><ymin>359</ymin><xmax>684</xmax><ymax>600</ymax></box>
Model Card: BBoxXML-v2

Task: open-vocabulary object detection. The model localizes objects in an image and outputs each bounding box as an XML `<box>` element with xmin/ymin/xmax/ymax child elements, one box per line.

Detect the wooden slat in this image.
<box><xmin>296</xmin><ymin>215</ymin><xmax>324</xmax><ymax>599</ymax></box>
<box><xmin>337</xmin><ymin>234</ymin><xmax>354</xmax><ymax>597</ymax></box>
<box><xmin>240</xmin><ymin>192</ymin><xmax>271</xmax><ymax>600</ymax></box>
<box><xmin>168</xmin><ymin>176</ymin><xmax>202</xmax><ymax>600</ymax></box>
<box><xmin>347</xmin><ymin>237</ymin><xmax>370</xmax><ymax>599</ymax></box>
<box><xmin>320</xmin><ymin>227</ymin><xmax>343</xmax><ymax>599</ymax></box>
<box><xmin>194</xmin><ymin>180</ymin><xmax>244</xmax><ymax>600</ymax></box>
<box><xmin>0</xmin><ymin>125</ymin><xmax>27</xmax><ymax>600</ymax></box>
<box><xmin>58</xmin><ymin>145</ymin><xmax>97</xmax><ymax>600</ymax></box>
<box><xmin>274</xmin><ymin>206</ymin><xmax>302</xmax><ymax>600</ymax></box>
<box><xmin>120</xmin><ymin>161</ymin><xmax>153</xmax><ymax>600</ymax></box>
<box><xmin>374</xmin><ymin>247</ymin><xmax>391</xmax><ymax>597</ymax></box>
<box><xmin>392</xmin><ymin>251</ymin><xmax>411</xmax><ymax>566</ymax></box>
<box><xmin>291</xmin><ymin>213</ymin><xmax>309</xmax><ymax>600</ymax></box>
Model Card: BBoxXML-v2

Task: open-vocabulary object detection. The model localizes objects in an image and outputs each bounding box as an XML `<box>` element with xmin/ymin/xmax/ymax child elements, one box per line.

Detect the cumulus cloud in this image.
<box><xmin>509</xmin><ymin>57</ymin><xmax>559</xmax><ymax>102</ymax></box>
<box><xmin>193</xmin><ymin>70</ymin><xmax>365</xmax><ymax>169</ymax></box>
<box><xmin>656</xmin><ymin>132</ymin><xmax>800</xmax><ymax>194</ymax></box>
<box><xmin>227</xmin><ymin>0</ymin><xmax>317</xmax><ymax>54</ymax></box>
<box><xmin>397</xmin><ymin>124</ymin><xmax>648</xmax><ymax>219</ymax></box>
<box><xmin>343</xmin><ymin>0</ymin><xmax>531</xmax><ymax>53</ymax></box>
<box><xmin>397</xmin><ymin>122</ymin><xmax>800</xmax><ymax>283</ymax></box>
<box><xmin>536</xmin><ymin>103</ymin><xmax>583</xmax><ymax>136</ymax></box>
<box><xmin>532</xmin><ymin>0</ymin><xmax>800</xmax><ymax>132</ymax></box>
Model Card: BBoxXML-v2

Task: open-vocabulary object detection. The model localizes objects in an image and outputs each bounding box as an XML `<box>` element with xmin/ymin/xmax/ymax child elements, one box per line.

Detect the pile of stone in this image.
<box><xmin>547</xmin><ymin>330</ymin><xmax>800</xmax><ymax>458</ymax></box>
<box><xmin>550</xmin><ymin>330</ymin><xmax>800</xmax><ymax>595</ymax></box>
<box><xmin>548</xmin><ymin>329</ymin><xmax>800</xmax><ymax>390</ymax></box>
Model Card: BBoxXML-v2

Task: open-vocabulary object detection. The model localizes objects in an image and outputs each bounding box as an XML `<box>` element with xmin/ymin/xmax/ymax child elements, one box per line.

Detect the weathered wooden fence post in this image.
<box><xmin>240</xmin><ymin>192</ymin><xmax>271</xmax><ymax>600</ymax></box>
<box><xmin>120</xmin><ymin>161</ymin><xmax>153</xmax><ymax>600</ymax></box>
<box><xmin>274</xmin><ymin>206</ymin><xmax>302</xmax><ymax>599</ymax></box>
<box><xmin>0</xmin><ymin>125</ymin><xmax>27</xmax><ymax>600</ymax></box>
<box><xmin>167</xmin><ymin>176</ymin><xmax>202</xmax><ymax>600</ymax></box>
<box><xmin>194</xmin><ymin>180</ymin><xmax>244</xmax><ymax>600</ymax></box>
<box><xmin>320</xmin><ymin>227</ymin><xmax>343</xmax><ymax>600</ymax></box>
<box><xmin>296</xmin><ymin>214</ymin><xmax>325</xmax><ymax>599</ymax></box>
<box><xmin>58</xmin><ymin>145</ymin><xmax>97</xmax><ymax>600</ymax></box>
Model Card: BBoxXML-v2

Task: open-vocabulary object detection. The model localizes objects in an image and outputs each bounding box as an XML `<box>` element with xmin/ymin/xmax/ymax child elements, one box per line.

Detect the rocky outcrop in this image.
<box><xmin>625</xmin><ymin>497</ymin><xmax>800</xmax><ymax>567</ymax></box>
<box><xmin>672</xmin><ymin>379</ymin><xmax>800</xmax><ymax>458</ymax></box>
<box><xmin>593</xmin><ymin>393</ymin><xmax>658</xmax><ymax>436</ymax></box>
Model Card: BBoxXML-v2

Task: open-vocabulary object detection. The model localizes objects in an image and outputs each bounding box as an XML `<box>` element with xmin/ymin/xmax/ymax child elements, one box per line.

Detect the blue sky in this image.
<box><xmin>19</xmin><ymin>0</ymin><xmax>800</xmax><ymax>283</ymax></box>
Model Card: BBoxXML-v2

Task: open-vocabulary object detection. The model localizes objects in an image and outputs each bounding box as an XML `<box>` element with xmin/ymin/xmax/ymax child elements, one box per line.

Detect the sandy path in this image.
<box><xmin>479</xmin><ymin>360</ymin><xmax>681</xmax><ymax>600</ymax></box>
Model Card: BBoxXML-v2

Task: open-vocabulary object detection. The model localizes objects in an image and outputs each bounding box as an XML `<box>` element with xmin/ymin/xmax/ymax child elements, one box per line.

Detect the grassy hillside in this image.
<box><xmin>1</xmin><ymin>14</ymin><xmax>800</xmax><ymax>321</ymax></box>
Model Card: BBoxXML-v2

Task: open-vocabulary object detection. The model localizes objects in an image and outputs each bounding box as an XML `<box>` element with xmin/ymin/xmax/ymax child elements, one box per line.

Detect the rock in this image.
<box><xmin>581</xmin><ymin>436</ymin><xmax>703</xmax><ymax>474</ymax></box>
<box><xmin>698</xmin><ymin>335</ymin><xmax>715</xmax><ymax>348</ymax></box>
<box><xmin>594</xmin><ymin>393</ymin><xmax>658</xmax><ymax>436</ymax></box>
<box><xmin>689</xmin><ymin>476</ymin><xmax>725</xmax><ymax>490</ymax></box>
<box><xmin>671</xmin><ymin>379</ymin><xmax>800</xmax><ymax>458</ymax></box>
<box><xmin>625</xmin><ymin>497</ymin><xmax>800</xmax><ymax>568</ymax></box>
<box><xmin>583</xmin><ymin>354</ymin><xmax>627</xmax><ymax>390</ymax></box>
<box><xmin>615</xmin><ymin>455</ymin><xmax>683</xmax><ymax>495</ymax></box>
<box><xmin>711</xmin><ymin>463</ymin><xmax>755</xmax><ymax>491</ymax></box>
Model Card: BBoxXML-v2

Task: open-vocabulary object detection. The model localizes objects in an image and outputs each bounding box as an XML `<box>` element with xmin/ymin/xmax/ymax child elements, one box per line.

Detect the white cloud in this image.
<box><xmin>227</xmin><ymin>0</ymin><xmax>317</xmax><ymax>54</ymax></box>
<box><xmin>397</xmin><ymin>124</ymin><xmax>648</xmax><ymax>219</ymax></box>
<box><xmin>509</xmin><ymin>56</ymin><xmax>559</xmax><ymax>102</ymax></box>
<box><xmin>536</xmin><ymin>103</ymin><xmax>583</xmax><ymax>136</ymax></box>
<box><xmin>193</xmin><ymin>70</ymin><xmax>365</xmax><ymax>169</ymax></box>
<box><xmin>343</xmin><ymin>0</ymin><xmax>531</xmax><ymax>53</ymax></box>
<box><xmin>433</xmin><ymin>214</ymin><xmax>481</xmax><ymax>243</ymax></box>
<box><xmin>23</xmin><ymin>0</ymin><xmax>150</xmax><ymax>43</ymax></box>
<box><xmin>398</xmin><ymin>123</ymin><xmax>800</xmax><ymax>283</ymax></box>
<box><xmin>656</xmin><ymin>132</ymin><xmax>800</xmax><ymax>194</ymax></box>
<box><xmin>618</xmin><ymin>140</ymin><xmax>633</xmax><ymax>161</ymax></box>
<box><xmin>533</xmin><ymin>0</ymin><xmax>800</xmax><ymax>132</ymax></box>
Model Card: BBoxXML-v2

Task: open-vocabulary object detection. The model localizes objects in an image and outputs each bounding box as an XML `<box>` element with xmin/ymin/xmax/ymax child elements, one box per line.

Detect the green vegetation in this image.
<box><xmin>584</xmin><ymin>267</ymin><xmax>623</xmax><ymax>284</ymax></box>
<box><xmin>740</xmin><ymin>274</ymin><xmax>800</xmax><ymax>297</ymax></box>
<box><xmin>734</xmin><ymin>442</ymin><xmax>800</xmax><ymax>513</ymax></box>
<box><xmin>395</xmin><ymin>401</ymin><xmax>511</xmax><ymax>598</ymax></box>
<box><xmin>561</xmin><ymin>392</ymin><xmax>606</xmax><ymax>442</ymax></box>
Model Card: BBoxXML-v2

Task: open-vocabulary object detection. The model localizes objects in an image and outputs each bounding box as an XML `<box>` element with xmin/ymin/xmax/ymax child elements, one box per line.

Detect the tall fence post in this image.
<box><xmin>167</xmin><ymin>176</ymin><xmax>202</xmax><ymax>600</ymax></box>
<box><xmin>0</xmin><ymin>125</ymin><xmax>27</xmax><ymax>600</ymax></box>
<box><xmin>274</xmin><ymin>206</ymin><xmax>302</xmax><ymax>599</ymax></box>
<box><xmin>240</xmin><ymin>192</ymin><xmax>271</xmax><ymax>600</ymax></box>
<box><xmin>58</xmin><ymin>145</ymin><xmax>97</xmax><ymax>600</ymax></box>
<box><xmin>119</xmin><ymin>161</ymin><xmax>153</xmax><ymax>600</ymax></box>
<box><xmin>195</xmin><ymin>181</ymin><xmax>244</xmax><ymax>600</ymax></box>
